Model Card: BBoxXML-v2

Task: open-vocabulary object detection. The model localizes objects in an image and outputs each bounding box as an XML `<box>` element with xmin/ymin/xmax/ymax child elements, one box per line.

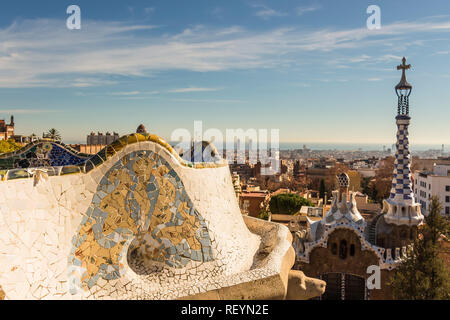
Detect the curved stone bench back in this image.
<box><xmin>0</xmin><ymin>140</ymin><xmax>260</xmax><ymax>299</ymax></box>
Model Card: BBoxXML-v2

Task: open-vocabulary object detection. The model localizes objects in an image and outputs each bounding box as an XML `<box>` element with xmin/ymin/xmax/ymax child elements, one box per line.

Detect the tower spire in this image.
<box><xmin>382</xmin><ymin>58</ymin><xmax>423</xmax><ymax>226</ymax></box>
<box><xmin>395</xmin><ymin>57</ymin><xmax>412</xmax><ymax>116</ymax></box>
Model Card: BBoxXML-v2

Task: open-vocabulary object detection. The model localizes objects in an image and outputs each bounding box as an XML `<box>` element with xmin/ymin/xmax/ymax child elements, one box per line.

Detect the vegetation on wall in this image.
<box><xmin>0</xmin><ymin>139</ymin><xmax>22</xmax><ymax>154</ymax></box>
<box><xmin>390</xmin><ymin>196</ymin><xmax>450</xmax><ymax>300</ymax></box>
<box><xmin>269</xmin><ymin>193</ymin><xmax>313</xmax><ymax>215</ymax></box>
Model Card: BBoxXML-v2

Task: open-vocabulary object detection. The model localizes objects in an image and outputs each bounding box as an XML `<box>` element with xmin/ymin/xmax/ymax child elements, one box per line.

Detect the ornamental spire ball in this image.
<box><xmin>136</xmin><ymin>124</ymin><xmax>147</xmax><ymax>134</ymax></box>
<box><xmin>337</xmin><ymin>172</ymin><xmax>350</xmax><ymax>200</ymax></box>
<box><xmin>337</xmin><ymin>172</ymin><xmax>350</xmax><ymax>188</ymax></box>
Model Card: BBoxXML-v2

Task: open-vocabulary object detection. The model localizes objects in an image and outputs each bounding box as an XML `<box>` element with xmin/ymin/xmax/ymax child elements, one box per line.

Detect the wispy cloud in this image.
<box><xmin>170</xmin><ymin>98</ymin><xmax>245</xmax><ymax>103</ymax></box>
<box><xmin>110</xmin><ymin>91</ymin><xmax>142</xmax><ymax>96</ymax></box>
<box><xmin>252</xmin><ymin>4</ymin><xmax>286</xmax><ymax>20</ymax></box>
<box><xmin>434</xmin><ymin>50</ymin><xmax>450</xmax><ymax>55</ymax></box>
<box><xmin>293</xmin><ymin>83</ymin><xmax>311</xmax><ymax>88</ymax></box>
<box><xmin>296</xmin><ymin>5</ymin><xmax>321</xmax><ymax>16</ymax></box>
<box><xmin>211</xmin><ymin>7</ymin><xmax>224</xmax><ymax>19</ymax></box>
<box><xmin>167</xmin><ymin>87</ymin><xmax>222</xmax><ymax>93</ymax></box>
<box><xmin>0</xmin><ymin>109</ymin><xmax>59</xmax><ymax>114</ymax></box>
<box><xmin>0</xmin><ymin>17</ymin><xmax>450</xmax><ymax>88</ymax></box>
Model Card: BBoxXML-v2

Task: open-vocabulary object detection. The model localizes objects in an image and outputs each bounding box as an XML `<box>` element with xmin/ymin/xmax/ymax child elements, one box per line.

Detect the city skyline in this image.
<box><xmin>0</xmin><ymin>0</ymin><xmax>450</xmax><ymax>145</ymax></box>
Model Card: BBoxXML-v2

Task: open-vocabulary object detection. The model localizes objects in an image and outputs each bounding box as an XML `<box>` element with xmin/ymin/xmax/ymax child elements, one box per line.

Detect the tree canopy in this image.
<box><xmin>46</xmin><ymin>128</ymin><xmax>62</xmax><ymax>141</ymax></box>
<box><xmin>269</xmin><ymin>193</ymin><xmax>313</xmax><ymax>215</ymax></box>
<box><xmin>390</xmin><ymin>196</ymin><xmax>450</xmax><ymax>300</ymax></box>
<box><xmin>0</xmin><ymin>139</ymin><xmax>22</xmax><ymax>154</ymax></box>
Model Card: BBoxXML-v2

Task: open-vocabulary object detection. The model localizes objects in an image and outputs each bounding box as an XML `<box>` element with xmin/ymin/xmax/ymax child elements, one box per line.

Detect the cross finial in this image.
<box><xmin>395</xmin><ymin>57</ymin><xmax>412</xmax><ymax>91</ymax></box>
<box><xmin>397</xmin><ymin>57</ymin><xmax>411</xmax><ymax>71</ymax></box>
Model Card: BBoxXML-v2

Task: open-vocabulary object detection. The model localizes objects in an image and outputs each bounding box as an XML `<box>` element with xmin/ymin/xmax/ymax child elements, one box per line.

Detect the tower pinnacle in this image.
<box><xmin>395</xmin><ymin>57</ymin><xmax>412</xmax><ymax>116</ymax></box>
<box><xmin>382</xmin><ymin>58</ymin><xmax>423</xmax><ymax>226</ymax></box>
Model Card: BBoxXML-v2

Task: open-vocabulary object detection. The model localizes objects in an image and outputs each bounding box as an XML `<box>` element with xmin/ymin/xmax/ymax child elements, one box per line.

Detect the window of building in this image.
<box><xmin>331</xmin><ymin>243</ymin><xmax>337</xmax><ymax>255</ymax></box>
<box><xmin>350</xmin><ymin>244</ymin><xmax>355</xmax><ymax>257</ymax></box>
<box><xmin>446</xmin><ymin>186</ymin><xmax>450</xmax><ymax>192</ymax></box>
<box><xmin>339</xmin><ymin>240</ymin><xmax>347</xmax><ymax>260</ymax></box>
<box><xmin>446</xmin><ymin>207</ymin><xmax>450</xmax><ymax>215</ymax></box>
<box><xmin>446</xmin><ymin>196</ymin><xmax>450</xmax><ymax>203</ymax></box>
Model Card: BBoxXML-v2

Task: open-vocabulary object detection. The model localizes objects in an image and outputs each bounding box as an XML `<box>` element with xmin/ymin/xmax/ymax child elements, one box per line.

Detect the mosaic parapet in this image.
<box><xmin>0</xmin><ymin>133</ymin><xmax>227</xmax><ymax>181</ymax></box>
<box><xmin>0</xmin><ymin>139</ymin><xmax>90</xmax><ymax>170</ymax></box>
<box><xmin>0</xmin><ymin>133</ymin><xmax>319</xmax><ymax>300</ymax></box>
<box><xmin>0</xmin><ymin>136</ymin><xmax>280</xmax><ymax>300</ymax></box>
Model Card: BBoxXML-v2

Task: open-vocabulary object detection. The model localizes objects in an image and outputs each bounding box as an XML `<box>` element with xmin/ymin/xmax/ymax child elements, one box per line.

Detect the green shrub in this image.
<box><xmin>269</xmin><ymin>193</ymin><xmax>313</xmax><ymax>215</ymax></box>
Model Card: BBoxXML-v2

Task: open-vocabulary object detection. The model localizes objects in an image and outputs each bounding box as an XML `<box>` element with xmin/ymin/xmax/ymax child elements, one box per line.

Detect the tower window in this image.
<box><xmin>339</xmin><ymin>240</ymin><xmax>347</xmax><ymax>260</ymax></box>
<box><xmin>331</xmin><ymin>243</ymin><xmax>338</xmax><ymax>255</ymax></box>
<box><xmin>350</xmin><ymin>244</ymin><xmax>355</xmax><ymax>257</ymax></box>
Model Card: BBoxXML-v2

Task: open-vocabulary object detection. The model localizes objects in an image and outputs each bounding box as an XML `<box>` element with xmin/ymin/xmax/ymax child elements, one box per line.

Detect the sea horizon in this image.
<box><xmin>60</xmin><ymin>140</ymin><xmax>446</xmax><ymax>153</ymax></box>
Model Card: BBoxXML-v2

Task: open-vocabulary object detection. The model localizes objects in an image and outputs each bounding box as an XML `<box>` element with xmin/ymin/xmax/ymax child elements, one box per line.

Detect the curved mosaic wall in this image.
<box><xmin>68</xmin><ymin>150</ymin><xmax>214</xmax><ymax>291</ymax></box>
<box><xmin>0</xmin><ymin>140</ymin><xmax>89</xmax><ymax>170</ymax></box>
<box><xmin>0</xmin><ymin>134</ymin><xmax>227</xmax><ymax>181</ymax></box>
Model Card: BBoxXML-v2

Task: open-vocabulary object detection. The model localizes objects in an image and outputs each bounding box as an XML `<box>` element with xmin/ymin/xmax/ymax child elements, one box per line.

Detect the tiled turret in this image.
<box><xmin>382</xmin><ymin>58</ymin><xmax>424</xmax><ymax>226</ymax></box>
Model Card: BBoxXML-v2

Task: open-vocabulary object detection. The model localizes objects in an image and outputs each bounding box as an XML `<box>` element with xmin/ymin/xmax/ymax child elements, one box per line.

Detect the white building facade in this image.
<box><xmin>414</xmin><ymin>164</ymin><xmax>450</xmax><ymax>215</ymax></box>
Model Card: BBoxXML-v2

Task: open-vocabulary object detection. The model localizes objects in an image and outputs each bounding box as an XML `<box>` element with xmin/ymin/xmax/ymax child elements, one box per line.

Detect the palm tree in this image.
<box><xmin>46</xmin><ymin>128</ymin><xmax>62</xmax><ymax>141</ymax></box>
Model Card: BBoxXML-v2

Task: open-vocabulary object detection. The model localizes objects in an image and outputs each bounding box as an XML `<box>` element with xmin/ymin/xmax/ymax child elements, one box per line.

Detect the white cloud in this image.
<box><xmin>296</xmin><ymin>5</ymin><xmax>321</xmax><ymax>16</ymax></box>
<box><xmin>170</xmin><ymin>98</ymin><xmax>245</xmax><ymax>103</ymax></box>
<box><xmin>0</xmin><ymin>17</ymin><xmax>449</xmax><ymax>88</ymax></box>
<box><xmin>167</xmin><ymin>87</ymin><xmax>222</xmax><ymax>93</ymax></box>
<box><xmin>110</xmin><ymin>91</ymin><xmax>142</xmax><ymax>96</ymax></box>
<box><xmin>252</xmin><ymin>4</ymin><xmax>286</xmax><ymax>20</ymax></box>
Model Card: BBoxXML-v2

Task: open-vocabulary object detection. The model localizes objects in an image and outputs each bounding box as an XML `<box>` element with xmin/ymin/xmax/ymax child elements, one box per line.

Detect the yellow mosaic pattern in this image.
<box><xmin>69</xmin><ymin>150</ymin><xmax>214</xmax><ymax>292</ymax></box>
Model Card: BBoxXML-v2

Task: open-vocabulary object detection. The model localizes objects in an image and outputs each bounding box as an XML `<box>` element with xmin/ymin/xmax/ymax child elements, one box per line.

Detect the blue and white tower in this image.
<box><xmin>382</xmin><ymin>58</ymin><xmax>424</xmax><ymax>226</ymax></box>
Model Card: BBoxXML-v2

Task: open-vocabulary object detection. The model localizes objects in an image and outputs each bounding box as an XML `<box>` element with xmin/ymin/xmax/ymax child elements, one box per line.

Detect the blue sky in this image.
<box><xmin>0</xmin><ymin>0</ymin><xmax>449</xmax><ymax>145</ymax></box>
